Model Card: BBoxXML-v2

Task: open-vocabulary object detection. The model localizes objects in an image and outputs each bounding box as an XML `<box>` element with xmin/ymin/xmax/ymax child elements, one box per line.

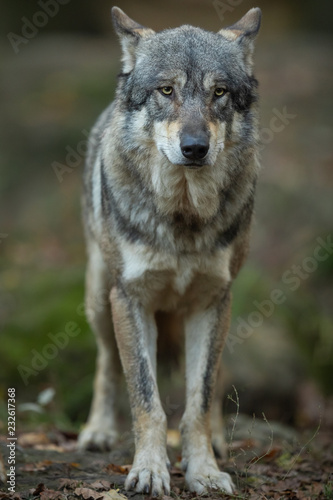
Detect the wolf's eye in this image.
<box><xmin>159</xmin><ymin>86</ymin><xmax>173</xmax><ymax>96</ymax></box>
<box><xmin>214</xmin><ymin>87</ymin><xmax>226</xmax><ymax>97</ymax></box>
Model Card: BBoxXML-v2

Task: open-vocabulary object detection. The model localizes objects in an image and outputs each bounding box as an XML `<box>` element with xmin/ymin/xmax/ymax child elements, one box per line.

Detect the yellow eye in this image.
<box><xmin>215</xmin><ymin>87</ymin><xmax>226</xmax><ymax>97</ymax></box>
<box><xmin>160</xmin><ymin>86</ymin><xmax>173</xmax><ymax>96</ymax></box>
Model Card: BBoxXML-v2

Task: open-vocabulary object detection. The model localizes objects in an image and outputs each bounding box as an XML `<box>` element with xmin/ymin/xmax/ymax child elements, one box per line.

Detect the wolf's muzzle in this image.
<box><xmin>180</xmin><ymin>132</ymin><xmax>209</xmax><ymax>163</ymax></box>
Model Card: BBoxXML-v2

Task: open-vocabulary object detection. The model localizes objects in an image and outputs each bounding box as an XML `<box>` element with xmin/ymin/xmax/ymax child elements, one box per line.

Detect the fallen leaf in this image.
<box><xmin>58</xmin><ymin>440</ymin><xmax>78</xmax><ymax>452</ymax></box>
<box><xmin>101</xmin><ymin>490</ymin><xmax>127</xmax><ymax>500</ymax></box>
<box><xmin>21</xmin><ymin>460</ymin><xmax>53</xmax><ymax>472</ymax></box>
<box><xmin>40</xmin><ymin>490</ymin><xmax>63</xmax><ymax>500</ymax></box>
<box><xmin>74</xmin><ymin>487</ymin><xmax>104</xmax><ymax>499</ymax></box>
<box><xmin>310</xmin><ymin>482</ymin><xmax>323</xmax><ymax>495</ymax></box>
<box><xmin>261</xmin><ymin>446</ymin><xmax>283</xmax><ymax>462</ymax></box>
<box><xmin>70</xmin><ymin>462</ymin><xmax>81</xmax><ymax>468</ymax></box>
<box><xmin>18</xmin><ymin>431</ymin><xmax>50</xmax><ymax>447</ymax></box>
<box><xmin>0</xmin><ymin>493</ymin><xmax>21</xmax><ymax>499</ymax></box>
<box><xmin>90</xmin><ymin>480</ymin><xmax>111</xmax><ymax>491</ymax></box>
<box><xmin>105</xmin><ymin>463</ymin><xmax>130</xmax><ymax>474</ymax></box>
<box><xmin>37</xmin><ymin>387</ymin><xmax>56</xmax><ymax>406</ymax></box>
<box><xmin>34</xmin><ymin>443</ymin><xmax>67</xmax><ymax>453</ymax></box>
<box><xmin>58</xmin><ymin>478</ymin><xmax>85</xmax><ymax>490</ymax></box>
<box><xmin>169</xmin><ymin>467</ymin><xmax>184</xmax><ymax>477</ymax></box>
<box><xmin>228</xmin><ymin>438</ymin><xmax>258</xmax><ymax>451</ymax></box>
<box><xmin>31</xmin><ymin>483</ymin><xmax>46</xmax><ymax>495</ymax></box>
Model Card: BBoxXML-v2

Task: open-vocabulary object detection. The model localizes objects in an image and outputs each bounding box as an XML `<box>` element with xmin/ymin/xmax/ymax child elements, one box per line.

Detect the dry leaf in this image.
<box><xmin>228</xmin><ymin>438</ymin><xmax>258</xmax><ymax>451</ymax></box>
<box><xmin>169</xmin><ymin>467</ymin><xmax>184</xmax><ymax>478</ymax></box>
<box><xmin>35</xmin><ymin>443</ymin><xmax>66</xmax><ymax>452</ymax></box>
<box><xmin>31</xmin><ymin>483</ymin><xmax>46</xmax><ymax>495</ymax></box>
<box><xmin>261</xmin><ymin>446</ymin><xmax>283</xmax><ymax>462</ymax></box>
<box><xmin>58</xmin><ymin>478</ymin><xmax>84</xmax><ymax>490</ymax></box>
<box><xmin>90</xmin><ymin>480</ymin><xmax>111</xmax><ymax>491</ymax></box>
<box><xmin>101</xmin><ymin>490</ymin><xmax>127</xmax><ymax>500</ymax></box>
<box><xmin>58</xmin><ymin>440</ymin><xmax>78</xmax><ymax>452</ymax></box>
<box><xmin>310</xmin><ymin>482</ymin><xmax>323</xmax><ymax>495</ymax></box>
<box><xmin>74</xmin><ymin>487</ymin><xmax>104</xmax><ymax>499</ymax></box>
<box><xmin>40</xmin><ymin>490</ymin><xmax>63</xmax><ymax>500</ymax></box>
<box><xmin>105</xmin><ymin>463</ymin><xmax>130</xmax><ymax>474</ymax></box>
<box><xmin>21</xmin><ymin>460</ymin><xmax>53</xmax><ymax>472</ymax></box>
<box><xmin>18</xmin><ymin>431</ymin><xmax>50</xmax><ymax>447</ymax></box>
<box><xmin>0</xmin><ymin>493</ymin><xmax>21</xmax><ymax>499</ymax></box>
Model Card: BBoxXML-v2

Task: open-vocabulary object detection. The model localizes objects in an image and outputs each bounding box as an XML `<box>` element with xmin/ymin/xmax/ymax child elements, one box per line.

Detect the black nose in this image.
<box><xmin>180</xmin><ymin>134</ymin><xmax>209</xmax><ymax>161</ymax></box>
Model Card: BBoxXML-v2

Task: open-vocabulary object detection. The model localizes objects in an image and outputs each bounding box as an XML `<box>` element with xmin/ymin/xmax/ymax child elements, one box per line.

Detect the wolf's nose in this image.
<box><xmin>180</xmin><ymin>134</ymin><xmax>209</xmax><ymax>161</ymax></box>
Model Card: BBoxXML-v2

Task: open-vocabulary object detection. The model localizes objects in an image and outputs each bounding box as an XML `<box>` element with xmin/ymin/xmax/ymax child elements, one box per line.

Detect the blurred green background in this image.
<box><xmin>0</xmin><ymin>0</ymin><xmax>332</xmax><ymax>435</ymax></box>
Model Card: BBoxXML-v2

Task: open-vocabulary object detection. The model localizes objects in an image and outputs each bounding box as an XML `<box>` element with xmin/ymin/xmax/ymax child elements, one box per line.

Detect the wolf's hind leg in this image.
<box><xmin>78</xmin><ymin>241</ymin><xmax>121</xmax><ymax>451</ymax></box>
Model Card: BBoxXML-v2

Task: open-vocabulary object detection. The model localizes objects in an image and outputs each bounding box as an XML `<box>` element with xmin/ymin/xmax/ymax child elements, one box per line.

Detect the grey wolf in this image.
<box><xmin>78</xmin><ymin>6</ymin><xmax>261</xmax><ymax>497</ymax></box>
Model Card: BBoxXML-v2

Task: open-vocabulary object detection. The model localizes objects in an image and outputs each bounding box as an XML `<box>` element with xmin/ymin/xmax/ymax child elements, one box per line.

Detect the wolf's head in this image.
<box><xmin>111</xmin><ymin>7</ymin><xmax>261</xmax><ymax>171</ymax></box>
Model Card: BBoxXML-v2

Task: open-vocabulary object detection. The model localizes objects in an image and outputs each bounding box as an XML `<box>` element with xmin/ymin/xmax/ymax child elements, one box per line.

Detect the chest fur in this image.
<box><xmin>119</xmin><ymin>241</ymin><xmax>232</xmax><ymax>312</ymax></box>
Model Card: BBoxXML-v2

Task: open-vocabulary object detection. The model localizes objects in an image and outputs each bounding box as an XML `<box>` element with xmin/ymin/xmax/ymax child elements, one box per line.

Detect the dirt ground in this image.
<box><xmin>1</xmin><ymin>412</ymin><xmax>332</xmax><ymax>500</ymax></box>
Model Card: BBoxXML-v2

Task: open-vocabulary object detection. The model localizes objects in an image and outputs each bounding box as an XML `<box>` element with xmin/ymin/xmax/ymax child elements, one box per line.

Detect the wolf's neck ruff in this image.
<box><xmin>98</xmin><ymin>100</ymin><xmax>259</xmax><ymax>254</ymax></box>
<box><xmin>98</xmin><ymin>137</ymin><xmax>257</xmax><ymax>255</ymax></box>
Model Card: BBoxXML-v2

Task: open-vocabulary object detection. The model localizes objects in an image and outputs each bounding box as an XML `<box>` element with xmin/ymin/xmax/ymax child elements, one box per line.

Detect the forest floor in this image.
<box><xmin>1</xmin><ymin>413</ymin><xmax>332</xmax><ymax>500</ymax></box>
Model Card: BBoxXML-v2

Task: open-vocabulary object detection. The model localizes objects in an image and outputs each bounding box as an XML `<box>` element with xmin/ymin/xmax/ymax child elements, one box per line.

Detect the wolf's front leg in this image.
<box><xmin>110</xmin><ymin>286</ymin><xmax>170</xmax><ymax>497</ymax></box>
<box><xmin>180</xmin><ymin>290</ymin><xmax>234</xmax><ymax>495</ymax></box>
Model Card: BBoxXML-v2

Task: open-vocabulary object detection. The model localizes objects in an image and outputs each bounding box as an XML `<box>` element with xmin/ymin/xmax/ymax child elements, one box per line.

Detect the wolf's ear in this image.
<box><xmin>219</xmin><ymin>7</ymin><xmax>261</xmax><ymax>71</ymax></box>
<box><xmin>111</xmin><ymin>6</ymin><xmax>155</xmax><ymax>72</ymax></box>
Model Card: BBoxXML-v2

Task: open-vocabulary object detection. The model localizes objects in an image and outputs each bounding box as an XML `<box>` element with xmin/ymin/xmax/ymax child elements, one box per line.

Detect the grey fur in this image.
<box><xmin>79</xmin><ymin>6</ymin><xmax>262</xmax><ymax>497</ymax></box>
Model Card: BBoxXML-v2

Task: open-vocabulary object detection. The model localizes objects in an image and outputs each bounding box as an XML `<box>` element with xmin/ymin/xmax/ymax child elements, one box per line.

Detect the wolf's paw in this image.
<box><xmin>125</xmin><ymin>459</ymin><xmax>170</xmax><ymax>497</ymax></box>
<box><xmin>78</xmin><ymin>426</ymin><xmax>118</xmax><ymax>451</ymax></box>
<box><xmin>186</xmin><ymin>464</ymin><xmax>234</xmax><ymax>495</ymax></box>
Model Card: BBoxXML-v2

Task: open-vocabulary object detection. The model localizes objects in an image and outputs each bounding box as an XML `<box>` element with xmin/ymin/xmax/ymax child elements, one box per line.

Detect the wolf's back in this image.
<box><xmin>84</xmin><ymin>102</ymin><xmax>115</xmax><ymax>194</ymax></box>
<box><xmin>82</xmin><ymin>102</ymin><xmax>116</xmax><ymax>238</ymax></box>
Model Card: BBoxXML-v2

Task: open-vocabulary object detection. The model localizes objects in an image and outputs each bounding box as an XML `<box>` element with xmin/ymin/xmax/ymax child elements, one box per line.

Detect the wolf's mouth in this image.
<box><xmin>160</xmin><ymin>150</ymin><xmax>206</xmax><ymax>169</ymax></box>
<box><xmin>183</xmin><ymin>162</ymin><xmax>206</xmax><ymax>170</ymax></box>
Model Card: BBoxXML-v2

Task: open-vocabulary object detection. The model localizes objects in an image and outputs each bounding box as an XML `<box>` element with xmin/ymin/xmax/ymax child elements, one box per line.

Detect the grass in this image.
<box><xmin>324</xmin><ymin>481</ymin><xmax>333</xmax><ymax>499</ymax></box>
